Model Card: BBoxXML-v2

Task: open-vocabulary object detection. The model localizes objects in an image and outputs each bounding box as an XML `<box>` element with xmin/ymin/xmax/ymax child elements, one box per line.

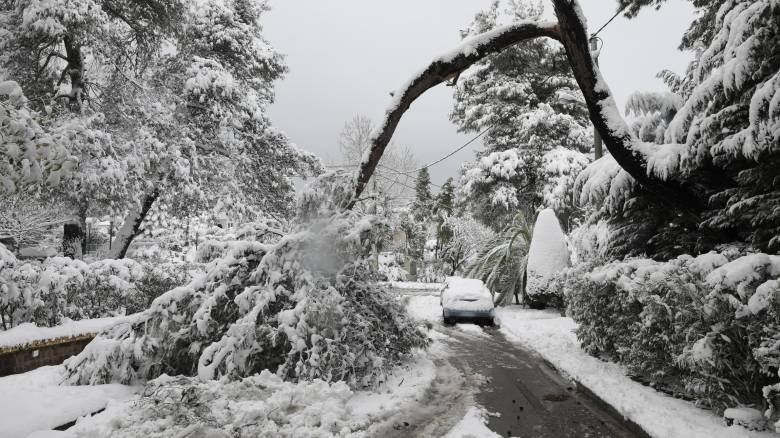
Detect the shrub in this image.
<box><xmin>566</xmin><ymin>251</ymin><xmax>780</xmax><ymax>423</ymax></box>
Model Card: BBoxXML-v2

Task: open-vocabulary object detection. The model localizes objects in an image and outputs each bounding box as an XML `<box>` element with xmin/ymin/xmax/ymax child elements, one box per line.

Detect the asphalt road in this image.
<box><xmin>436</xmin><ymin>323</ymin><xmax>642</xmax><ymax>438</ymax></box>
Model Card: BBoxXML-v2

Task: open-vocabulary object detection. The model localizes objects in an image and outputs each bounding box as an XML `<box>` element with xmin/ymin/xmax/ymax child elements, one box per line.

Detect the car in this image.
<box><xmin>440</xmin><ymin>277</ymin><xmax>495</xmax><ymax>325</ymax></box>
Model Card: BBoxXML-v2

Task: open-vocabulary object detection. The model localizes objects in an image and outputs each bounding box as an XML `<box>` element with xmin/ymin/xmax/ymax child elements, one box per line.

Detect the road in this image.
<box><xmin>439</xmin><ymin>323</ymin><xmax>641</xmax><ymax>438</ymax></box>
<box><xmin>392</xmin><ymin>289</ymin><xmax>643</xmax><ymax>438</ymax></box>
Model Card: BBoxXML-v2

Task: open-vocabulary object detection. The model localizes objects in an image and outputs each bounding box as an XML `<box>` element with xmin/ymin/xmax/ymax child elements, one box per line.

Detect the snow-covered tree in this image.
<box><xmin>0</xmin><ymin>193</ymin><xmax>65</xmax><ymax>253</ymax></box>
<box><xmin>410</xmin><ymin>167</ymin><xmax>433</xmax><ymax>223</ymax></box>
<box><xmin>453</xmin><ymin>0</ymin><xmax>592</xmax><ymax>229</ymax></box>
<box><xmin>437</xmin><ymin>214</ymin><xmax>494</xmax><ymax>275</ymax></box>
<box><xmin>572</xmin><ymin>0</ymin><xmax>780</xmax><ymax>258</ymax></box>
<box><xmin>0</xmin><ymin>0</ymin><xmax>321</xmax><ymax>258</ymax></box>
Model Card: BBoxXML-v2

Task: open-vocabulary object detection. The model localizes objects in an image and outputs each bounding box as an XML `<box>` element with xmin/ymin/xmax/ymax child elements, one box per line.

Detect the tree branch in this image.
<box><xmin>550</xmin><ymin>0</ymin><xmax>706</xmax><ymax>213</ymax></box>
<box><xmin>347</xmin><ymin>21</ymin><xmax>561</xmax><ymax>208</ymax></box>
<box><xmin>348</xmin><ymin>0</ymin><xmax>714</xmax><ymax>216</ymax></box>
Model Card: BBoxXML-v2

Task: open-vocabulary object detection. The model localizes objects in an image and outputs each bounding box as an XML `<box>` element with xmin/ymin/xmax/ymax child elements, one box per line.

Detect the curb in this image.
<box><xmin>541</xmin><ymin>358</ymin><xmax>653</xmax><ymax>438</ymax></box>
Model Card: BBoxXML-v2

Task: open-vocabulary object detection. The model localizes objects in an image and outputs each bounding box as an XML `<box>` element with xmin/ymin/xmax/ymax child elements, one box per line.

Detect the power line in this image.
<box><xmin>399</xmin><ymin>125</ymin><xmax>491</xmax><ymax>175</ymax></box>
<box><xmin>592</xmin><ymin>4</ymin><xmax>628</xmax><ymax>38</ymax></box>
<box><xmin>326</xmin><ymin>124</ymin><xmax>491</xmax><ymax>181</ymax></box>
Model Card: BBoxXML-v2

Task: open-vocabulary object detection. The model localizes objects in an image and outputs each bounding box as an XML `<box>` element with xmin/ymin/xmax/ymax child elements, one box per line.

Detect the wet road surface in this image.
<box><xmin>438</xmin><ymin>323</ymin><xmax>641</xmax><ymax>438</ymax></box>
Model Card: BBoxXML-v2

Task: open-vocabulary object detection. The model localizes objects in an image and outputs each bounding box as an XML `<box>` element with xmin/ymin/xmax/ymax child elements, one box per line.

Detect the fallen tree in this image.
<box><xmin>349</xmin><ymin>0</ymin><xmax>718</xmax><ymax>215</ymax></box>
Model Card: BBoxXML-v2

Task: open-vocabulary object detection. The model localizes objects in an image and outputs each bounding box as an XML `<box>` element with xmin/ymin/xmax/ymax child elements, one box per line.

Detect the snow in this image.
<box><xmin>31</xmin><ymin>350</ymin><xmax>444</xmax><ymax>438</ymax></box>
<box><xmin>0</xmin><ymin>365</ymin><xmax>137</xmax><ymax>438</ymax></box>
<box><xmin>387</xmin><ymin>281</ymin><xmax>443</xmax><ymax>291</ymax></box>
<box><xmin>574</xmin><ymin>154</ymin><xmax>635</xmax><ymax>212</ymax></box>
<box><xmin>405</xmin><ymin>295</ymin><xmax>443</xmax><ymax>322</ymax></box>
<box><xmin>454</xmin><ymin>324</ymin><xmax>486</xmax><ymax>336</ymax></box>
<box><xmin>706</xmin><ymin>253</ymin><xmax>780</xmax><ymax>289</ymax></box>
<box><xmin>748</xmin><ymin>279</ymin><xmax>779</xmax><ymax>315</ymax></box>
<box><xmin>0</xmin><ymin>315</ymin><xmax>135</xmax><ymax>351</ymax></box>
<box><xmin>443</xmin><ymin>406</ymin><xmax>500</xmax><ymax>438</ymax></box>
<box><xmin>441</xmin><ymin>277</ymin><xmax>494</xmax><ymax>312</ymax></box>
<box><xmin>495</xmin><ymin>307</ymin><xmax>776</xmax><ymax>438</ymax></box>
<box><xmin>525</xmin><ymin>209</ymin><xmax>569</xmax><ymax>297</ymax></box>
<box><xmin>634</xmin><ymin>141</ymin><xmax>686</xmax><ymax>180</ymax></box>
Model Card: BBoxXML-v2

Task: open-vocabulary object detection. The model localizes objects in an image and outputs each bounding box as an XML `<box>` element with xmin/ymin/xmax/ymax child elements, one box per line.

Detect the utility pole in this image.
<box><xmin>590</xmin><ymin>35</ymin><xmax>603</xmax><ymax>160</ymax></box>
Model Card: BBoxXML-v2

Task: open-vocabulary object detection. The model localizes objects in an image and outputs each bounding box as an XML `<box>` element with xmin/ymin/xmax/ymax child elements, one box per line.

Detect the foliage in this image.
<box><xmin>452</xmin><ymin>0</ymin><xmax>592</xmax><ymax>229</ymax></box>
<box><xmin>411</xmin><ymin>168</ymin><xmax>433</xmax><ymax>223</ymax></box>
<box><xmin>525</xmin><ymin>209</ymin><xmax>570</xmax><ymax>309</ymax></box>
<box><xmin>0</xmin><ymin>251</ymin><xmax>197</xmax><ymax>329</ymax></box>
<box><xmin>0</xmin><ymin>192</ymin><xmax>66</xmax><ymax>251</ymax></box>
<box><xmin>466</xmin><ymin>211</ymin><xmax>532</xmax><ymax>306</ymax></box>
<box><xmin>565</xmin><ymin>251</ymin><xmax>780</xmax><ymax>421</ymax></box>
<box><xmin>575</xmin><ymin>0</ymin><xmax>780</xmax><ymax>259</ymax></box>
<box><xmin>0</xmin><ymin>0</ymin><xmax>321</xmax><ymax>254</ymax></box>
<box><xmin>437</xmin><ymin>214</ymin><xmax>495</xmax><ymax>276</ymax></box>
<box><xmin>63</xmin><ymin>174</ymin><xmax>429</xmax><ymax>388</ymax></box>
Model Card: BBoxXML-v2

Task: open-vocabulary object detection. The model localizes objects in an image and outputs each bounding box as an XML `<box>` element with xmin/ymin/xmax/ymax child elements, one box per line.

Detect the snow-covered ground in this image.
<box><xmin>0</xmin><ymin>365</ymin><xmax>137</xmax><ymax>438</ymax></box>
<box><xmin>384</xmin><ymin>281</ymin><xmax>443</xmax><ymax>291</ymax></box>
<box><xmin>443</xmin><ymin>407</ymin><xmax>500</xmax><ymax>438</ymax></box>
<box><xmin>495</xmin><ymin>307</ymin><xmax>775</xmax><ymax>438</ymax></box>
<box><xmin>0</xmin><ymin>316</ymin><xmax>135</xmax><ymax>351</ymax></box>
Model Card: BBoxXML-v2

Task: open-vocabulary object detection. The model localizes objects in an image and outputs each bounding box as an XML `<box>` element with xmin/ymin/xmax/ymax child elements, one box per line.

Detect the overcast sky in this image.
<box><xmin>264</xmin><ymin>0</ymin><xmax>695</xmax><ymax>188</ymax></box>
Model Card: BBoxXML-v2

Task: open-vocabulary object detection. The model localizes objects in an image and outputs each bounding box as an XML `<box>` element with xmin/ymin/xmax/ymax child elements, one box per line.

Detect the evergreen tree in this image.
<box><xmin>453</xmin><ymin>0</ymin><xmax>592</xmax><ymax>229</ymax></box>
<box><xmin>411</xmin><ymin>168</ymin><xmax>432</xmax><ymax>223</ymax></box>
<box><xmin>434</xmin><ymin>178</ymin><xmax>455</xmax><ymax>216</ymax></box>
<box><xmin>573</xmin><ymin>0</ymin><xmax>780</xmax><ymax>258</ymax></box>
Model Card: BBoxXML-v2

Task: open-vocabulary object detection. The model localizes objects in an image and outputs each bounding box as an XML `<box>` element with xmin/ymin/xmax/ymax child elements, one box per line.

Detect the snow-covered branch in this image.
<box><xmin>348</xmin><ymin>20</ymin><xmax>561</xmax><ymax>207</ymax></box>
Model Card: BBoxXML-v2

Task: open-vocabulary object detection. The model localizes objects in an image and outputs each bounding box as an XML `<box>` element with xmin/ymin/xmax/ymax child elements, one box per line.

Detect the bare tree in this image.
<box><xmin>338</xmin><ymin>114</ymin><xmax>418</xmax><ymax>205</ymax></box>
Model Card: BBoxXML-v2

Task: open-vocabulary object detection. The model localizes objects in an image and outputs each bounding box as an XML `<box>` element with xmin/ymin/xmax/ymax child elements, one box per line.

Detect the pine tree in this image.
<box><xmin>573</xmin><ymin>0</ymin><xmax>780</xmax><ymax>258</ymax></box>
<box><xmin>434</xmin><ymin>178</ymin><xmax>455</xmax><ymax>216</ymax></box>
<box><xmin>411</xmin><ymin>168</ymin><xmax>433</xmax><ymax>223</ymax></box>
<box><xmin>452</xmin><ymin>0</ymin><xmax>592</xmax><ymax>229</ymax></box>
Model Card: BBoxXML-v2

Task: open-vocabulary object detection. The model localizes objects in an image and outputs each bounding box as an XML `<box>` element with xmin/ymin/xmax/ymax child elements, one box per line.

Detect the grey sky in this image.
<box><xmin>264</xmin><ymin>0</ymin><xmax>695</xmax><ymax>188</ymax></box>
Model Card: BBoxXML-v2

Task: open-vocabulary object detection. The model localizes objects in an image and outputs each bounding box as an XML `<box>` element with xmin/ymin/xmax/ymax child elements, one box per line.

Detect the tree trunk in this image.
<box><xmin>108</xmin><ymin>190</ymin><xmax>159</xmax><ymax>259</ymax></box>
<box><xmin>62</xmin><ymin>36</ymin><xmax>85</xmax><ymax>110</ymax></box>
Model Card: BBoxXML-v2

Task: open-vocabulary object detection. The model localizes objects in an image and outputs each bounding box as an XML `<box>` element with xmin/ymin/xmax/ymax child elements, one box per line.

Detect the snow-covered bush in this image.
<box><xmin>525</xmin><ymin>209</ymin><xmax>570</xmax><ymax>308</ymax></box>
<box><xmin>566</xmin><ymin>251</ymin><xmax>780</xmax><ymax>423</ymax></box>
<box><xmin>0</xmin><ymin>253</ymin><xmax>196</xmax><ymax>329</ymax></box>
<box><xmin>64</xmin><ymin>174</ymin><xmax>429</xmax><ymax>388</ymax></box>
<box><xmin>378</xmin><ymin>252</ymin><xmax>407</xmax><ymax>282</ymax></box>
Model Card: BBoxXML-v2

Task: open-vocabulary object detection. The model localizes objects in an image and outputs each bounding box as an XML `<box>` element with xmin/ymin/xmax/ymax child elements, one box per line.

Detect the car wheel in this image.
<box><xmin>442</xmin><ymin>314</ymin><xmax>453</xmax><ymax>325</ymax></box>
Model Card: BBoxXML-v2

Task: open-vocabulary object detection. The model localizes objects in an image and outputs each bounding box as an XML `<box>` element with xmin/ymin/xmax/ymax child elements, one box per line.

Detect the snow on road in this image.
<box><xmin>443</xmin><ymin>407</ymin><xmax>501</xmax><ymax>438</ymax></box>
<box><xmin>0</xmin><ymin>365</ymin><xmax>137</xmax><ymax>438</ymax></box>
<box><xmin>496</xmin><ymin>306</ymin><xmax>773</xmax><ymax>438</ymax></box>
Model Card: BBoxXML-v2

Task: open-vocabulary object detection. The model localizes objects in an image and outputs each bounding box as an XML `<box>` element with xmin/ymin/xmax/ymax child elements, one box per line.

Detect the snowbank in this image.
<box><xmin>444</xmin><ymin>406</ymin><xmax>500</xmax><ymax>438</ymax></box>
<box><xmin>495</xmin><ymin>307</ymin><xmax>775</xmax><ymax>438</ymax></box>
<box><xmin>0</xmin><ymin>315</ymin><xmax>135</xmax><ymax>351</ymax></box>
<box><xmin>0</xmin><ymin>365</ymin><xmax>137</xmax><ymax>438</ymax></box>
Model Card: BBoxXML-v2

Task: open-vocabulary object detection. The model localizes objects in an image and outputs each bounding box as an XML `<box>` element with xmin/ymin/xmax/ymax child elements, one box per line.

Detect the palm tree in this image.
<box><xmin>466</xmin><ymin>212</ymin><xmax>533</xmax><ymax>306</ymax></box>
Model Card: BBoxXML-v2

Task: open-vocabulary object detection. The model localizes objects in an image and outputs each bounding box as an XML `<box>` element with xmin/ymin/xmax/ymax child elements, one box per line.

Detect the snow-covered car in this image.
<box><xmin>440</xmin><ymin>277</ymin><xmax>494</xmax><ymax>325</ymax></box>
